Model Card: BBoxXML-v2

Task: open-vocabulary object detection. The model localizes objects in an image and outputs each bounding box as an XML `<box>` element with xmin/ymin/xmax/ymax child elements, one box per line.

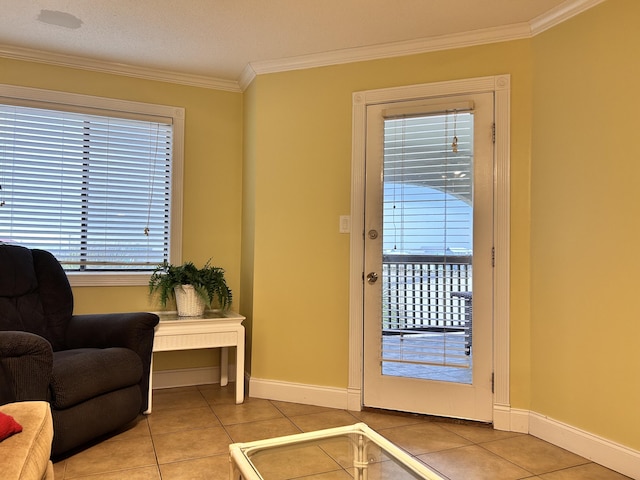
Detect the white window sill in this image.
<box><xmin>67</xmin><ymin>272</ymin><xmax>152</xmax><ymax>287</ymax></box>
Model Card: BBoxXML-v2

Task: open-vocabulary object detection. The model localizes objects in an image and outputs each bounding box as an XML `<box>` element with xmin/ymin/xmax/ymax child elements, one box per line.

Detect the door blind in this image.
<box><xmin>383</xmin><ymin>111</ymin><xmax>473</xmax><ymax>255</ymax></box>
<box><xmin>381</xmin><ymin>110</ymin><xmax>475</xmax><ymax>368</ymax></box>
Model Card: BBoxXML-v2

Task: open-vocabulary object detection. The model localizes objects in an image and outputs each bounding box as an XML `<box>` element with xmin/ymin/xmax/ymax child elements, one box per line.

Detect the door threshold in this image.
<box><xmin>361</xmin><ymin>406</ymin><xmax>493</xmax><ymax>429</ymax></box>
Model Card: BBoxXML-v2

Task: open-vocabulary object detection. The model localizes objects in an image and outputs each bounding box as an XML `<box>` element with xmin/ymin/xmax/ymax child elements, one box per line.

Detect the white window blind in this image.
<box><xmin>383</xmin><ymin>110</ymin><xmax>474</xmax><ymax>255</ymax></box>
<box><xmin>381</xmin><ymin>107</ymin><xmax>475</xmax><ymax>370</ymax></box>
<box><xmin>0</xmin><ymin>104</ymin><xmax>173</xmax><ymax>271</ymax></box>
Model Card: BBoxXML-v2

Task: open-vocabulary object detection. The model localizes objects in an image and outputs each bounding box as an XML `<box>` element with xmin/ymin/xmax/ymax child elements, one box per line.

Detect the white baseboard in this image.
<box><xmin>528</xmin><ymin>412</ymin><xmax>640</xmax><ymax>479</ymax></box>
<box><xmin>152</xmin><ymin>365</ymin><xmax>236</xmax><ymax>390</ymax></box>
<box><xmin>496</xmin><ymin>407</ymin><xmax>639</xmax><ymax>479</ymax></box>
<box><xmin>492</xmin><ymin>404</ymin><xmax>512</xmax><ymax>431</ymax></box>
<box><xmin>347</xmin><ymin>388</ymin><xmax>363</xmax><ymax>412</ymax></box>
<box><xmin>498</xmin><ymin>406</ymin><xmax>531</xmax><ymax>433</ymax></box>
<box><xmin>249</xmin><ymin>377</ymin><xmax>350</xmax><ymax>409</ymax></box>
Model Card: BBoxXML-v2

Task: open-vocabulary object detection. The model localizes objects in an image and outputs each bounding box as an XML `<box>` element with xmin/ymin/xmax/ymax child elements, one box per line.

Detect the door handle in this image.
<box><xmin>366</xmin><ymin>272</ymin><xmax>378</xmax><ymax>284</ymax></box>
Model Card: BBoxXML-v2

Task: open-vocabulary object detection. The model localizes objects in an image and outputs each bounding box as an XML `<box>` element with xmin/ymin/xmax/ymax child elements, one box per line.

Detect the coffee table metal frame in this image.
<box><xmin>229</xmin><ymin>422</ymin><xmax>444</xmax><ymax>480</ymax></box>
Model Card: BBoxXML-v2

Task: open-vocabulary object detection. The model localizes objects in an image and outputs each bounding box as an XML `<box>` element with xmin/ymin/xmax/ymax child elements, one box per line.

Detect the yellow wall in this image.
<box><xmin>246</xmin><ymin>41</ymin><xmax>534</xmax><ymax>394</ymax></box>
<box><xmin>0</xmin><ymin>58</ymin><xmax>244</xmax><ymax>371</ymax></box>
<box><xmin>531</xmin><ymin>0</ymin><xmax>640</xmax><ymax>449</ymax></box>
<box><xmin>240</xmin><ymin>80</ymin><xmax>257</xmax><ymax>372</ymax></box>
<box><xmin>246</xmin><ymin>1</ymin><xmax>639</xmax><ymax>451</ymax></box>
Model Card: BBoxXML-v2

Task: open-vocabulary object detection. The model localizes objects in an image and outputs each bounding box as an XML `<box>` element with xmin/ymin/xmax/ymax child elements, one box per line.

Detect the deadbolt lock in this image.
<box><xmin>368</xmin><ymin>229</ymin><xmax>378</xmax><ymax>240</ymax></box>
<box><xmin>367</xmin><ymin>272</ymin><xmax>379</xmax><ymax>284</ymax></box>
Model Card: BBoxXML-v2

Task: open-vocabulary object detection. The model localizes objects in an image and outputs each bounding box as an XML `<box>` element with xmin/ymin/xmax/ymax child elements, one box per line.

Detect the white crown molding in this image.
<box><xmin>238</xmin><ymin>63</ymin><xmax>257</xmax><ymax>91</ymax></box>
<box><xmin>0</xmin><ymin>0</ymin><xmax>604</xmax><ymax>92</ymax></box>
<box><xmin>530</xmin><ymin>0</ymin><xmax>607</xmax><ymax>35</ymax></box>
<box><xmin>248</xmin><ymin>23</ymin><xmax>531</xmax><ymax>78</ymax></box>
<box><xmin>242</xmin><ymin>0</ymin><xmax>603</xmax><ymax>89</ymax></box>
<box><xmin>0</xmin><ymin>44</ymin><xmax>241</xmax><ymax>92</ymax></box>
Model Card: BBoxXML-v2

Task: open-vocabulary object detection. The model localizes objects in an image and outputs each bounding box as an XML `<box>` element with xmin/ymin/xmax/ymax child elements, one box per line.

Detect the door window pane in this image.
<box><xmin>382</xmin><ymin>111</ymin><xmax>474</xmax><ymax>384</ymax></box>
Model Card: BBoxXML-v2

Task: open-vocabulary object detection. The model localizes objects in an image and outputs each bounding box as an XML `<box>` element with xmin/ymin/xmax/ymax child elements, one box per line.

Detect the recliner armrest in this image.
<box><xmin>65</xmin><ymin>312</ymin><xmax>159</xmax><ymax>412</ymax></box>
<box><xmin>65</xmin><ymin>312</ymin><xmax>159</xmax><ymax>353</ymax></box>
<box><xmin>0</xmin><ymin>331</ymin><xmax>53</xmax><ymax>405</ymax></box>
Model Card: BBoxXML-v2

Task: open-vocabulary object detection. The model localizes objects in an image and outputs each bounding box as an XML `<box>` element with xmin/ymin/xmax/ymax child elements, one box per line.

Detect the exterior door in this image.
<box><xmin>362</xmin><ymin>92</ymin><xmax>494</xmax><ymax>421</ymax></box>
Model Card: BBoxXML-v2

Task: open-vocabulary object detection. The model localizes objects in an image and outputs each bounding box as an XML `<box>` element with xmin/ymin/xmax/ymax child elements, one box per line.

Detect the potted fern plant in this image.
<box><xmin>148</xmin><ymin>259</ymin><xmax>232</xmax><ymax>316</ymax></box>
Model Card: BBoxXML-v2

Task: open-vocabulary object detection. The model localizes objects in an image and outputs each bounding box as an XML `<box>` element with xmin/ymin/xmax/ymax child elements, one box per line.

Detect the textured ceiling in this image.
<box><xmin>0</xmin><ymin>1</ymin><xmax>584</xmax><ymax>83</ymax></box>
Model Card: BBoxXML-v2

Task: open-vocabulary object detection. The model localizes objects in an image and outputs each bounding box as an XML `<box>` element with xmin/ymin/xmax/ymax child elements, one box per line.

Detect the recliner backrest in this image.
<box><xmin>0</xmin><ymin>244</ymin><xmax>73</xmax><ymax>350</ymax></box>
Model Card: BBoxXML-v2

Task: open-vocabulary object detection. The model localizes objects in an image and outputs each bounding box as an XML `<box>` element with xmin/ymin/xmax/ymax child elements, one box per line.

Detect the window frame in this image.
<box><xmin>0</xmin><ymin>84</ymin><xmax>184</xmax><ymax>287</ymax></box>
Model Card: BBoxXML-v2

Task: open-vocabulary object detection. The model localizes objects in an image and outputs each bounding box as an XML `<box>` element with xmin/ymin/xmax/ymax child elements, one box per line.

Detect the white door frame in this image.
<box><xmin>348</xmin><ymin>75</ymin><xmax>511</xmax><ymax>428</ymax></box>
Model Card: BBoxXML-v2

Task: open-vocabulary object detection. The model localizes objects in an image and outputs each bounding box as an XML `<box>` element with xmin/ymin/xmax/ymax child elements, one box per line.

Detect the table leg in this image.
<box><xmin>145</xmin><ymin>354</ymin><xmax>154</xmax><ymax>414</ymax></box>
<box><xmin>220</xmin><ymin>347</ymin><xmax>229</xmax><ymax>386</ymax></box>
<box><xmin>236</xmin><ymin>328</ymin><xmax>245</xmax><ymax>404</ymax></box>
<box><xmin>229</xmin><ymin>458</ymin><xmax>240</xmax><ymax>480</ymax></box>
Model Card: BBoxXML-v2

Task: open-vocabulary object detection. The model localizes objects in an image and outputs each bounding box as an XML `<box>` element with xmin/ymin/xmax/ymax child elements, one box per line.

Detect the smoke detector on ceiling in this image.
<box><xmin>37</xmin><ymin>10</ymin><xmax>83</xmax><ymax>29</ymax></box>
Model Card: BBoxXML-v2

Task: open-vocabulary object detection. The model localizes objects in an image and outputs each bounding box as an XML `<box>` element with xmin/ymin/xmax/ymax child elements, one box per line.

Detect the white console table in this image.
<box><xmin>147</xmin><ymin>310</ymin><xmax>245</xmax><ymax>412</ymax></box>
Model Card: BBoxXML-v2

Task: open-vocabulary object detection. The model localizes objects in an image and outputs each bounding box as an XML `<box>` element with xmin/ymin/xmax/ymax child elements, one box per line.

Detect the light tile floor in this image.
<box><xmin>53</xmin><ymin>384</ymin><xmax>631</xmax><ymax>480</ymax></box>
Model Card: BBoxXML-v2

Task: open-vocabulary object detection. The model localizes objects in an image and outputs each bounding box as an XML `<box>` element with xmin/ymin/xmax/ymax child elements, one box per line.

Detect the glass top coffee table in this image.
<box><xmin>229</xmin><ymin>422</ymin><xmax>445</xmax><ymax>479</ymax></box>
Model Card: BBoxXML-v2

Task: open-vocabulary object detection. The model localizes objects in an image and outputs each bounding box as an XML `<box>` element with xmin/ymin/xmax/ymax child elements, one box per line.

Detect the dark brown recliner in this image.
<box><xmin>0</xmin><ymin>244</ymin><xmax>159</xmax><ymax>457</ymax></box>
